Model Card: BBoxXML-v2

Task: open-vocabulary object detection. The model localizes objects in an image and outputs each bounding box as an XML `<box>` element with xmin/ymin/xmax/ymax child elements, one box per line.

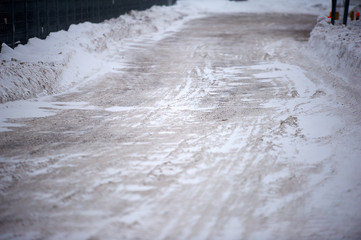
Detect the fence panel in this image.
<box><xmin>0</xmin><ymin>1</ymin><xmax>11</xmax><ymax>47</ymax></box>
<box><xmin>0</xmin><ymin>0</ymin><xmax>177</xmax><ymax>50</ymax></box>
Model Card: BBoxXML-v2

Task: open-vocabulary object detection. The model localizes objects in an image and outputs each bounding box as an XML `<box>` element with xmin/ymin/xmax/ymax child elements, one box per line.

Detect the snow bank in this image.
<box><xmin>308</xmin><ymin>17</ymin><xmax>361</xmax><ymax>86</ymax></box>
<box><xmin>0</xmin><ymin>5</ymin><xmax>188</xmax><ymax>103</ymax></box>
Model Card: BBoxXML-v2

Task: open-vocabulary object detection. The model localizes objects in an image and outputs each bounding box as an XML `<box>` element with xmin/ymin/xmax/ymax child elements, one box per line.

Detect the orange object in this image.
<box><xmin>350</xmin><ymin>11</ymin><xmax>354</xmax><ymax>21</ymax></box>
<box><xmin>329</xmin><ymin>11</ymin><xmax>340</xmax><ymax>20</ymax></box>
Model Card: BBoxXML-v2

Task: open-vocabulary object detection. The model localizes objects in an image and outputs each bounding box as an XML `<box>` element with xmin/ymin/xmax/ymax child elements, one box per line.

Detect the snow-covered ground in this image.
<box><xmin>1</xmin><ymin>0</ymin><xmax>359</xmax><ymax>103</ymax></box>
<box><xmin>1</xmin><ymin>0</ymin><xmax>361</xmax><ymax>239</ymax></box>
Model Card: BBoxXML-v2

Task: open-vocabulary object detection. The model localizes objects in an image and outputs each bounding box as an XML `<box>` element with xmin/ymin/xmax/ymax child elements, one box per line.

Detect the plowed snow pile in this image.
<box><xmin>309</xmin><ymin>17</ymin><xmax>361</xmax><ymax>86</ymax></box>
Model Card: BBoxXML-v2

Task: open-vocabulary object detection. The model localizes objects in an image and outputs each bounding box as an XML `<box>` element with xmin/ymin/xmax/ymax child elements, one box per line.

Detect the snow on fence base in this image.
<box><xmin>0</xmin><ymin>0</ymin><xmax>177</xmax><ymax>49</ymax></box>
<box><xmin>0</xmin><ymin>4</ymin><xmax>187</xmax><ymax>103</ymax></box>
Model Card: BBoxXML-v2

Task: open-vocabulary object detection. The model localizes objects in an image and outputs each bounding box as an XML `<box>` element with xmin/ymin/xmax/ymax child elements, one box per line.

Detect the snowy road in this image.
<box><xmin>1</xmin><ymin>13</ymin><xmax>361</xmax><ymax>240</ymax></box>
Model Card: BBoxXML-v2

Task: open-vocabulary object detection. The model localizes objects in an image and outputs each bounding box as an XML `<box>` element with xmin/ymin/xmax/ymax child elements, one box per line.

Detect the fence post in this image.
<box><xmin>331</xmin><ymin>0</ymin><xmax>337</xmax><ymax>25</ymax></box>
<box><xmin>343</xmin><ymin>0</ymin><xmax>350</xmax><ymax>25</ymax></box>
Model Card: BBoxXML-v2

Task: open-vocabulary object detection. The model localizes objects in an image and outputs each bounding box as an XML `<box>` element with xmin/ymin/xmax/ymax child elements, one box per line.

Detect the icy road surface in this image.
<box><xmin>1</xmin><ymin>13</ymin><xmax>361</xmax><ymax>239</ymax></box>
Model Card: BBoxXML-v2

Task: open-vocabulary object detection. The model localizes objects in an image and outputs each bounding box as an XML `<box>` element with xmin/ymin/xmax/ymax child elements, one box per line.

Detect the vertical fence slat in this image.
<box><xmin>25</xmin><ymin>0</ymin><xmax>28</xmax><ymax>43</ymax></box>
<box><xmin>97</xmin><ymin>0</ymin><xmax>100</xmax><ymax>23</ymax></box>
<box><xmin>65</xmin><ymin>0</ymin><xmax>69</xmax><ymax>30</ymax></box>
<box><xmin>80</xmin><ymin>0</ymin><xmax>83</xmax><ymax>22</ymax></box>
<box><xmin>11</xmin><ymin>0</ymin><xmax>14</xmax><ymax>48</ymax></box>
<box><xmin>56</xmin><ymin>0</ymin><xmax>59</xmax><ymax>31</ymax></box>
<box><xmin>46</xmin><ymin>0</ymin><xmax>49</xmax><ymax>37</ymax></box>
<box><xmin>36</xmin><ymin>0</ymin><xmax>39</xmax><ymax>37</ymax></box>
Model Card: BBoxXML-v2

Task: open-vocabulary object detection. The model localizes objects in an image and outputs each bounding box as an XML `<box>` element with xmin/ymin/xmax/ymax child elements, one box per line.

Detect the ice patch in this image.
<box><xmin>0</xmin><ymin>97</ymin><xmax>96</xmax><ymax>132</ymax></box>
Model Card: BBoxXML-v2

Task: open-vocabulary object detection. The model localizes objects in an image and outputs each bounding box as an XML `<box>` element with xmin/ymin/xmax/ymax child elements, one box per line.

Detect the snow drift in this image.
<box><xmin>0</xmin><ymin>6</ymin><xmax>188</xmax><ymax>103</ymax></box>
<box><xmin>308</xmin><ymin>16</ymin><xmax>361</xmax><ymax>86</ymax></box>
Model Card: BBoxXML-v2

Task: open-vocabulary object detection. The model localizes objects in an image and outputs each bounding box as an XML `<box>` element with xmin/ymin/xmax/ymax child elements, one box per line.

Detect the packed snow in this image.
<box><xmin>1</xmin><ymin>0</ymin><xmax>361</xmax><ymax>239</ymax></box>
<box><xmin>1</xmin><ymin>0</ymin><xmax>360</xmax><ymax>103</ymax></box>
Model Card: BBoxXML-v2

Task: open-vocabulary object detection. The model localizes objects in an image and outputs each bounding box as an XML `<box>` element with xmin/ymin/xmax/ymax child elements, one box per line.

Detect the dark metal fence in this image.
<box><xmin>0</xmin><ymin>0</ymin><xmax>177</xmax><ymax>49</ymax></box>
